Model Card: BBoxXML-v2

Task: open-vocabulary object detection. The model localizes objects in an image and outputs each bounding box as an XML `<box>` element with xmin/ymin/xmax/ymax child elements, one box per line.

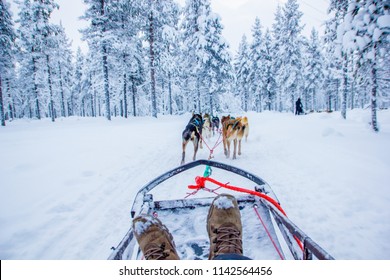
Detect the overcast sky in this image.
<box><xmin>9</xmin><ymin>0</ymin><xmax>330</xmax><ymax>55</ymax></box>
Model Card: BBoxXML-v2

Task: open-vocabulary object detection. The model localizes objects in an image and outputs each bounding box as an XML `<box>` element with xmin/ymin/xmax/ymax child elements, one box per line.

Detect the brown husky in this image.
<box><xmin>221</xmin><ymin>115</ymin><xmax>249</xmax><ymax>159</ymax></box>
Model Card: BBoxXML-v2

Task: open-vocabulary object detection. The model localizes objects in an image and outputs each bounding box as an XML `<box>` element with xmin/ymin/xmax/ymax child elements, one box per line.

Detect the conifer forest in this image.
<box><xmin>0</xmin><ymin>0</ymin><xmax>389</xmax><ymax>131</ymax></box>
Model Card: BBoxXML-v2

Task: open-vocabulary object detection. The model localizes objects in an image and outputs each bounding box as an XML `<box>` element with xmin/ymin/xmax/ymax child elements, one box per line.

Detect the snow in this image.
<box><xmin>212</xmin><ymin>195</ymin><xmax>235</xmax><ymax>209</ymax></box>
<box><xmin>377</xmin><ymin>15</ymin><xmax>390</xmax><ymax>29</ymax></box>
<box><xmin>133</xmin><ymin>215</ymin><xmax>159</xmax><ymax>236</ymax></box>
<box><xmin>1</xmin><ymin>109</ymin><xmax>390</xmax><ymax>260</ymax></box>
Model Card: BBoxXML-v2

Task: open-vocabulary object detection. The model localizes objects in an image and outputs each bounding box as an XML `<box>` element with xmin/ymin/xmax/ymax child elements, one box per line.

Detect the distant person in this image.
<box><xmin>295</xmin><ymin>98</ymin><xmax>304</xmax><ymax>115</ymax></box>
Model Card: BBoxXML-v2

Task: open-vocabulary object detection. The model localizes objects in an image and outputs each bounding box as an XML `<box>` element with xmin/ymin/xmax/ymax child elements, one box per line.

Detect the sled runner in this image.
<box><xmin>108</xmin><ymin>160</ymin><xmax>334</xmax><ymax>260</ymax></box>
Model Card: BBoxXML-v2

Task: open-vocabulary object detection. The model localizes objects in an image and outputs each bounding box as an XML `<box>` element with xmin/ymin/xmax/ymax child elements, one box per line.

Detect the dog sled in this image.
<box><xmin>108</xmin><ymin>160</ymin><xmax>334</xmax><ymax>260</ymax></box>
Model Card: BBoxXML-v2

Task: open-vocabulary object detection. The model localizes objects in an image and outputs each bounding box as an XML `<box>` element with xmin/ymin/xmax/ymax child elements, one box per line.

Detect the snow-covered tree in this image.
<box><xmin>248</xmin><ymin>20</ymin><xmax>277</xmax><ymax>112</ymax></box>
<box><xmin>203</xmin><ymin>8</ymin><xmax>233</xmax><ymax>115</ymax></box>
<box><xmin>303</xmin><ymin>28</ymin><xmax>325</xmax><ymax>112</ymax></box>
<box><xmin>263</xmin><ymin>28</ymin><xmax>277</xmax><ymax>111</ymax></box>
<box><xmin>16</xmin><ymin>0</ymin><xmax>59</xmax><ymax>120</ymax></box>
<box><xmin>279</xmin><ymin>0</ymin><xmax>305</xmax><ymax>113</ymax></box>
<box><xmin>248</xmin><ymin>17</ymin><xmax>265</xmax><ymax>112</ymax></box>
<box><xmin>337</xmin><ymin>0</ymin><xmax>389</xmax><ymax>131</ymax></box>
<box><xmin>234</xmin><ymin>34</ymin><xmax>251</xmax><ymax>112</ymax></box>
<box><xmin>82</xmin><ymin>0</ymin><xmax>116</xmax><ymax>120</ymax></box>
<box><xmin>271</xmin><ymin>4</ymin><xmax>285</xmax><ymax>112</ymax></box>
<box><xmin>181</xmin><ymin>0</ymin><xmax>232</xmax><ymax>115</ymax></box>
<box><xmin>0</xmin><ymin>0</ymin><xmax>16</xmax><ymax>126</ymax></box>
<box><xmin>52</xmin><ymin>23</ymin><xmax>73</xmax><ymax>118</ymax></box>
<box><xmin>106</xmin><ymin>0</ymin><xmax>145</xmax><ymax>117</ymax></box>
<box><xmin>143</xmin><ymin>0</ymin><xmax>180</xmax><ymax>117</ymax></box>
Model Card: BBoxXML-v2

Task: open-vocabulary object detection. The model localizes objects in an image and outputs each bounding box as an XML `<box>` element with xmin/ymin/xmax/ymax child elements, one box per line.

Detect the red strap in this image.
<box><xmin>189</xmin><ymin>176</ymin><xmax>287</xmax><ymax>215</ymax></box>
<box><xmin>188</xmin><ymin>176</ymin><xmax>304</xmax><ymax>251</ymax></box>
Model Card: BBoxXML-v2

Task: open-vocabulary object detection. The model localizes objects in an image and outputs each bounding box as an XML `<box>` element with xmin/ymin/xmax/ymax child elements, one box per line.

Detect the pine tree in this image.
<box><xmin>304</xmin><ymin>28</ymin><xmax>325</xmax><ymax>112</ymax></box>
<box><xmin>326</xmin><ymin>0</ymin><xmax>349</xmax><ymax>118</ymax></box>
<box><xmin>158</xmin><ymin>3</ymin><xmax>180</xmax><ymax>115</ymax></box>
<box><xmin>279</xmin><ymin>0</ymin><xmax>304</xmax><ymax>113</ymax></box>
<box><xmin>144</xmin><ymin>0</ymin><xmax>180</xmax><ymax>117</ymax></box>
<box><xmin>249</xmin><ymin>17</ymin><xmax>265</xmax><ymax>112</ymax></box>
<box><xmin>336</xmin><ymin>0</ymin><xmax>389</xmax><ymax>131</ymax></box>
<box><xmin>234</xmin><ymin>35</ymin><xmax>251</xmax><ymax>112</ymax></box>
<box><xmin>203</xmin><ymin>6</ymin><xmax>233</xmax><ymax>115</ymax></box>
<box><xmin>53</xmin><ymin>23</ymin><xmax>73</xmax><ymax>118</ymax></box>
<box><xmin>263</xmin><ymin>28</ymin><xmax>277</xmax><ymax>111</ymax></box>
<box><xmin>112</xmin><ymin>0</ymin><xmax>145</xmax><ymax>118</ymax></box>
<box><xmin>16</xmin><ymin>0</ymin><xmax>59</xmax><ymax>120</ymax></box>
<box><xmin>0</xmin><ymin>0</ymin><xmax>16</xmax><ymax>126</ymax></box>
<box><xmin>82</xmin><ymin>0</ymin><xmax>116</xmax><ymax>120</ymax></box>
<box><xmin>181</xmin><ymin>0</ymin><xmax>207</xmax><ymax>113</ymax></box>
<box><xmin>181</xmin><ymin>0</ymin><xmax>232</xmax><ymax>114</ymax></box>
<box><xmin>272</xmin><ymin>4</ymin><xmax>284</xmax><ymax>112</ymax></box>
<box><xmin>71</xmin><ymin>48</ymin><xmax>84</xmax><ymax>117</ymax></box>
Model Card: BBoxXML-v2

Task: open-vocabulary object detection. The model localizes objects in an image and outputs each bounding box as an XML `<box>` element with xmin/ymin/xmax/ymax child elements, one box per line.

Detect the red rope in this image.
<box><xmin>188</xmin><ymin>176</ymin><xmax>304</xmax><ymax>251</ymax></box>
<box><xmin>253</xmin><ymin>206</ymin><xmax>285</xmax><ymax>260</ymax></box>
<box><xmin>199</xmin><ymin>131</ymin><xmax>223</xmax><ymax>160</ymax></box>
<box><xmin>189</xmin><ymin>176</ymin><xmax>287</xmax><ymax>215</ymax></box>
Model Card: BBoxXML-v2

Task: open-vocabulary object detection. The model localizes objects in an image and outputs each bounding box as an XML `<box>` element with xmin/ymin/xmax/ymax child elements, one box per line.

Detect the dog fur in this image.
<box><xmin>181</xmin><ymin>113</ymin><xmax>203</xmax><ymax>165</ymax></box>
<box><xmin>202</xmin><ymin>113</ymin><xmax>212</xmax><ymax>139</ymax></box>
<box><xmin>211</xmin><ymin>115</ymin><xmax>220</xmax><ymax>136</ymax></box>
<box><xmin>221</xmin><ymin>115</ymin><xmax>249</xmax><ymax>159</ymax></box>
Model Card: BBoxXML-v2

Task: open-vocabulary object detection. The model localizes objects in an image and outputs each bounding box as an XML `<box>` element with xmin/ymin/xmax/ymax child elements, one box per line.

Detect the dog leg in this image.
<box><xmin>181</xmin><ymin>140</ymin><xmax>188</xmax><ymax>165</ymax></box>
<box><xmin>193</xmin><ymin>138</ymin><xmax>199</xmax><ymax>161</ymax></box>
<box><xmin>238</xmin><ymin>139</ymin><xmax>242</xmax><ymax>156</ymax></box>
<box><xmin>222</xmin><ymin>135</ymin><xmax>227</xmax><ymax>156</ymax></box>
<box><xmin>233</xmin><ymin>139</ymin><xmax>237</xmax><ymax>159</ymax></box>
<box><xmin>226</xmin><ymin>140</ymin><xmax>231</xmax><ymax>158</ymax></box>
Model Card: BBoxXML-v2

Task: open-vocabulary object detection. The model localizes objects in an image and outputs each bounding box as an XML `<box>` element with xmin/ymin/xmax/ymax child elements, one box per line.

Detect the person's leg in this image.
<box><xmin>132</xmin><ymin>214</ymin><xmax>180</xmax><ymax>260</ymax></box>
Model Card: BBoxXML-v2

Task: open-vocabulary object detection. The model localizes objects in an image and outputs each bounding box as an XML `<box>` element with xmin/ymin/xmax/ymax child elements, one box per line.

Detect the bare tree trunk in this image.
<box><xmin>123</xmin><ymin>61</ymin><xmax>128</xmax><ymax>118</ymax></box>
<box><xmin>100</xmin><ymin>0</ymin><xmax>111</xmax><ymax>121</ymax></box>
<box><xmin>102</xmin><ymin>43</ymin><xmax>111</xmax><ymax>120</ymax></box>
<box><xmin>149</xmin><ymin>6</ymin><xmax>157</xmax><ymax>118</ymax></box>
<box><xmin>341</xmin><ymin>52</ymin><xmax>348</xmax><ymax>119</ymax></box>
<box><xmin>371</xmin><ymin>43</ymin><xmax>379</xmax><ymax>132</ymax></box>
<box><xmin>168</xmin><ymin>71</ymin><xmax>172</xmax><ymax>115</ymax></box>
<box><xmin>0</xmin><ymin>75</ymin><xmax>5</xmax><ymax>126</ymax></box>
<box><xmin>32</xmin><ymin>55</ymin><xmax>41</xmax><ymax>119</ymax></box>
<box><xmin>46</xmin><ymin>55</ymin><xmax>55</xmax><ymax>122</ymax></box>
<box><xmin>131</xmin><ymin>79</ymin><xmax>137</xmax><ymax>117</ymax></box>
<box><xmin>5</xmin><ymin>78</ymin><xmax>14</xmax><ymax>120</ymax></box>
<box><xmin>58</xmin><ymin>62</ymin><xmax>66</xmax><ymax>117</ymax></box>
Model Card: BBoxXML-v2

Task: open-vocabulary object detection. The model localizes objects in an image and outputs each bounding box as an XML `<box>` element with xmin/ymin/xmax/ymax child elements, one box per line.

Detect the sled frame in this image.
<box><xmin>108</xmin><ymin>160</ymin><xmax>334</xmax><ymax>260</ymax></box>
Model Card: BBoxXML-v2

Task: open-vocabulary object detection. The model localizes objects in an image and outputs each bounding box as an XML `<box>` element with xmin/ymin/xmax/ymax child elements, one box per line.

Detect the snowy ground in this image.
<box><xmin>1</xmin><ymin>109</ymin><xmax>389</xmax><ymax>260</ymax></box>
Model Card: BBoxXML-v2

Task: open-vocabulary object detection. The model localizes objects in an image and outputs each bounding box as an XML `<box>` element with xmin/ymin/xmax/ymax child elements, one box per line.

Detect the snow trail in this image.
<box><xmin>1</xmin><ymin>110</ymin><xmax>389</xmax><ymax>259</ymax></box>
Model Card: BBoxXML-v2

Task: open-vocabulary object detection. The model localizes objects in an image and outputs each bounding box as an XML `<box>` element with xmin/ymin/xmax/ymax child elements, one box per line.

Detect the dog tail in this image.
<box><xmin>241</xmin><ymin>116</ymin><xmax>248</xmax><ymax>126</ymax></box>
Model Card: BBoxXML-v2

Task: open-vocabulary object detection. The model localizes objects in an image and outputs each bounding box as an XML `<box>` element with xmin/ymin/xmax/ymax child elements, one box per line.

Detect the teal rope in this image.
<box><xmin>203</xmin><ymin>165</ymin><xmax>212</xmax><ymax>178</ymax></box>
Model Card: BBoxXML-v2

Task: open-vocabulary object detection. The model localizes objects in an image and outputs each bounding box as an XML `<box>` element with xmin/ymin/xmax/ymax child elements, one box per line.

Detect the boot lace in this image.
<box><xmin>144</xmin><ymin>243</ymin><xmax>170</xmax><ymax>260</ymax></box>
<box><xmin>213</xmin><ymin>226</ymin><xmax>243</xmax><ymax>255</ymax></box>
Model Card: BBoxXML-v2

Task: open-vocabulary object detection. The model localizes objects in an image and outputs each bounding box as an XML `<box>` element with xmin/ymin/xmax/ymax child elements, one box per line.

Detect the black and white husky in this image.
<box><xmin>181</xmin><ymin>113</ymin><xmax>203</xmax><ymax>165</ymax></box>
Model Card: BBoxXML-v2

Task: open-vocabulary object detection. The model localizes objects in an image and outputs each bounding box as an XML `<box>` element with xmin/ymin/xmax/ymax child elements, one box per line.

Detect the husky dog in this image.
<box><xmin>211</xmin><ymin>115</ymin><xmax>220</xmax><ymax>135</ymax></box>
<box><xmin>202</xmin><ymin>113</ymin><xmax>212</xmax><ymax>139</ymax></box>
<box><xmin>241</xmin><ymin>116</ymin><xmax>249</xmax><ymax>142</ymax></box>
<box><xmin>221</xmin><ymin>115</ymin><xmax>249</xmax><ymax>159</ymax></box>
<box><xmin>181</xmin><ymin>113</ymin><xmax>203</xmax><ymax>165</ymax></box>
